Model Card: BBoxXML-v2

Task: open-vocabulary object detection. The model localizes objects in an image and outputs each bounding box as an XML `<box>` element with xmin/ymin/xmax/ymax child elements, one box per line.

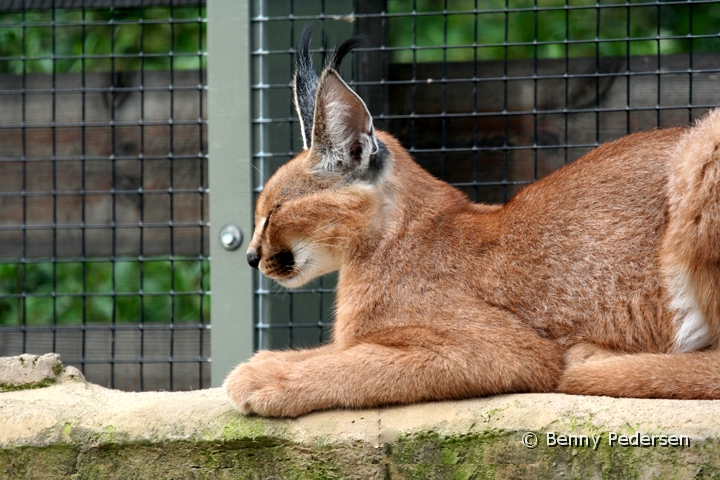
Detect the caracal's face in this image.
<box><xmin>247</xmin><ymin>47</ymin><xmax>386</xmax><ymax>288</ymax></box>
<box><xmin>246</xmin><ymin>155</ymin><xmax>337</xmax><ymax>288</ymax></box>
<box><xmin>246</xmin><ymin>152</ymin><xmax>378</xmax><ymax>289</ymax></box>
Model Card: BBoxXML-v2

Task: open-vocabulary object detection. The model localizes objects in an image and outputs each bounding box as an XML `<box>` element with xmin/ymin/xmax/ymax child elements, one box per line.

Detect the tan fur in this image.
<box><xmin>225</xmin><ymin>60</ymin><xmax>720</xmax><ymax>417</ymax></box>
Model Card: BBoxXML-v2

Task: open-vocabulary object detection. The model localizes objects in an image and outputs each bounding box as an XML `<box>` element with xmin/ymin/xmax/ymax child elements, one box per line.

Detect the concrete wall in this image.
<box><xmin>2</xmin><ymin>354</ymin><xmax>720</xmax><ymax>479</ymax></box>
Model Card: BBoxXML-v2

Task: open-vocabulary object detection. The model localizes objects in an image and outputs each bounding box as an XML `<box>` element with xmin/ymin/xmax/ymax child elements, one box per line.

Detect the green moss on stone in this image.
<box><xmin>0</xmin><ymin>444</ymin><xmax>78</xmax><ymax>478</ymax></box>
<box><xmin>3</xmin><ymin>432</ymin><xmax>719</xmax><ymax>480</ymax></box>
<box><xmin>385</xmin><ymin>428</ymin><xmax>720</xmax><ymax>480</ymax></box>
<box><xmin>216</xmin><ymin>413</ymin><xmax>287</xmax><ymax>443</ymax></box>
<box><xmin>388</xmin><ymin>429</ymin><xmax>508</xmax><ymax>479</ymax></box>
<box><xmin>0</xmin><ymin>377</ymin><xmax>56</xmax><ymax>392</ymax></box>
<box><xmin>100</xmin><ymin>425</ymin><xmax>118</xmax><ymax>444</ymax></box>
<box><xmin>69</xmin><ymin>438</ymin><xmax>385</xmax><ymax>480</ymax></box>
<box><xmin>2</xmin><ymin>413</ymin><xmax>719</xmax><ymax>479</ymax></box>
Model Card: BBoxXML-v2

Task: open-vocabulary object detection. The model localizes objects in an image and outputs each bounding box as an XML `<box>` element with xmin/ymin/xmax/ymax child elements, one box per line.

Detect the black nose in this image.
<box><xmin>247</xmin><ymin>249</ymin><xmax>260</xmax><ymax>269</ymax></box>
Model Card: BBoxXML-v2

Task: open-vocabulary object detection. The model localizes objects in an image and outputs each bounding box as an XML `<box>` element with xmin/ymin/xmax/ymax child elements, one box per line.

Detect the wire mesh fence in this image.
<box><xmin>250</xmin><ymin>0</ymin><xmax>720</xmax><ymax>351</ymax></box>
<box><xmin>0</xmin><ymin>0</ymin><xmax>209</xmax><ymax>391</ymax></box>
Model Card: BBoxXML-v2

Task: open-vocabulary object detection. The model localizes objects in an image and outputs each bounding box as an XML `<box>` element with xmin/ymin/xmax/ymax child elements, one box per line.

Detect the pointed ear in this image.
<box><xmin>310</xmin><ymin>69</ymin><xmax>379</xmax><ymax>175</ymax></box>
<box><xmin>293</xmin><ymin>25</ymin><xmax>318</xmax><ymax>150</ymax></box>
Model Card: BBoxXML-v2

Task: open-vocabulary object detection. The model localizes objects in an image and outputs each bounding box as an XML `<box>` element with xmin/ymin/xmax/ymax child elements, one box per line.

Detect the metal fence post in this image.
<box><xmin>207</xmin><ymin>0</ymin><xmax>254</xmax><ymax>387</ymax></box>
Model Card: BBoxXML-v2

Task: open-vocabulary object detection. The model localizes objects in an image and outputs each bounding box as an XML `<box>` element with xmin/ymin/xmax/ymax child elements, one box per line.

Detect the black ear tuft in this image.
<box><xmin>325</xmin><ymin>35</ymin><xmax>365</xmax><ymax>72</ymax></box>
<box><xmin>297</xmin><ymin>24</ymin><xmax>314</xmax><ymax>69</ymax></box>
<box><xmin>294</xmin><ymin>24</ymin><xmax>319</xmax><ymax>150</ymax></box>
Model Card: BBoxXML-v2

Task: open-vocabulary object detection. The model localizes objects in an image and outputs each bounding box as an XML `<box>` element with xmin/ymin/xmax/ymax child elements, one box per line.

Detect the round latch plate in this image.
<box><xmin>218</xmin><ymin>224</ymin><xmax>243</xmax><ymax>251</ymax></box>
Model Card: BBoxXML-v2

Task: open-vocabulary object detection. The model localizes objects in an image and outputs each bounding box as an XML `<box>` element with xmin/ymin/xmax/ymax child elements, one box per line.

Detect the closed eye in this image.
<box><xmin>261</xmin><ymin>204</ymin><xmax>281</xmax><ymax>233</ymax></box>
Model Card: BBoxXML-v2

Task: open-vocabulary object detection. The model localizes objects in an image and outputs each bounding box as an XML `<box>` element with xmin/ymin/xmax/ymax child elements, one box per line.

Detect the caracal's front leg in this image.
<box><xmin>224</xmin><ymin>343</ymin><xmax>336</xmax><ymax>414</ymax></box>
<box><xmin>224</xmin><ymin>316</ymin><xmax>564</xmax><ymax>418</ymax></box>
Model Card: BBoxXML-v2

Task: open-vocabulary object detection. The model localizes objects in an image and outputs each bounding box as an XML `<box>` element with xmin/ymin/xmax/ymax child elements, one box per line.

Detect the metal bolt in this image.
<box><xmin>218</xmin><ymin>224</ymin><xmax>243</xmax><ymax>251</ymax></box>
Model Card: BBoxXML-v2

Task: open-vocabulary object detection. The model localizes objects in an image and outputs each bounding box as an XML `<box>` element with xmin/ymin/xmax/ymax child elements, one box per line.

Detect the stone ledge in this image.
<box><xmin>0</xmin><ymin>353</ymin><xmax>72</xmax><ymax>392</ymax></box>
<box><xmin>1</xmin><ymin>356</ymin><xmax>720</xmax><ymax>479</ymax></box>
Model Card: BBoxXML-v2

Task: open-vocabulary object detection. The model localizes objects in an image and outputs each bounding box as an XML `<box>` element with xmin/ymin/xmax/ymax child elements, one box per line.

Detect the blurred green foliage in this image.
<box><xmin>0</xmin><ymin>0</ymin><xmax>720</xmax><ymax>70</ymax></box>
<box><xmin>1</xmin><ymin>1</ymin><xmax>717</xmax><ymax>74</ymax></box>
<box><xmin>0</xmin><ymin>6</ymin><xmax>205</xmax><ymax>74</ymax></box>
<box><xmin>387</xmin><ymin>0</ymin><xmax>720</xmax><ymax>62</ymax></box>
<box><xmin>0</xmin><ymin>260</ymin><xmax>210</xmax><ymax>325</ymax></box>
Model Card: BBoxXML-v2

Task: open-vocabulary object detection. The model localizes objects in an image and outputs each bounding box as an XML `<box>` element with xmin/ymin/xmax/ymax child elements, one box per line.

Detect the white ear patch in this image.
<box><xmin>310</xmin><ymin>69</ymin><xmax>378</xmax><ymax>174</ymax></box>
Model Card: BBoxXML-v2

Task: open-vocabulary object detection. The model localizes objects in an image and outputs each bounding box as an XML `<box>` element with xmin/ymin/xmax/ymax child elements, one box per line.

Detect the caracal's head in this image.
<box><xmin>246</xmin><ymin>26</ymin><xmax>392</xmax><ymax>289</ymax></box>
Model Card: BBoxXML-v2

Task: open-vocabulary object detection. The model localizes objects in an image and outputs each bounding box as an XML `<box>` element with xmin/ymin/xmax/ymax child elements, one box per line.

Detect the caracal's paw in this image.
<box><xmin>223</xmin><ymin>354</ymin><xmax>312</xmax><ymax>418</ymax></box>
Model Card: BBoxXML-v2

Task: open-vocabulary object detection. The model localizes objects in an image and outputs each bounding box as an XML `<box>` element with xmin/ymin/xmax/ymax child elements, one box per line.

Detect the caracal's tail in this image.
<box><xmin>558</xmin><ymin>349</ymin><xmax>720</xmax><ymax>399</ymax></box>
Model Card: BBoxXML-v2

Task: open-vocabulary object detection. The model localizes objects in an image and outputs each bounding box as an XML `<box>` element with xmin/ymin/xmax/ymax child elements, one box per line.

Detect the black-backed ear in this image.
<box><xmin>293</xmin><ymin>25</ymin><xmax>318</xmax><ymax>150</ymax></box>
<box><xmin>310</xmin><ymin>68</ymin><xmax>381</xmax><ymax>177</ymax></box>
